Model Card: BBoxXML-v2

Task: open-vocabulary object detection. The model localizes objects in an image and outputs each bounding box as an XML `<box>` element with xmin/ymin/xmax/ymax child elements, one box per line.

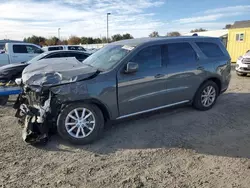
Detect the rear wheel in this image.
<box><xmin>57</xmin><ymin>103</ymin><xmax>104</xmax><ymax>145</ymax></box>
<box><xmin>193</xmin><ymin>81</ymin><xmax>219</xmax><ymax>111</ymax></box>
<box><xmin>236</xmin><ymin>72</ymin><xmax>247</xmax><ymax>76</ymax></box>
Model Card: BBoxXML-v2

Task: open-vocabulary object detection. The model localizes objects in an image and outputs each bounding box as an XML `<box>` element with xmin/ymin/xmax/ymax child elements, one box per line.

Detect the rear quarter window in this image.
<box><xmin>196</xmin><ymin>42</ymin><xmax>224</xmax><ymax>58</ymax></box>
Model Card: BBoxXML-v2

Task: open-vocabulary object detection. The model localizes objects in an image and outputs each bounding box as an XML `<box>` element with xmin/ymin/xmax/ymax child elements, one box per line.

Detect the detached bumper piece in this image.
<box><xmin>14</xmin><ymin>93</ymin><xmax>51</xmax><ymax>145</ymax></box>
<box><xmin>22</xmin><ymin>114</ymin><xmax>48</xmax><ymax>145</ymax></box>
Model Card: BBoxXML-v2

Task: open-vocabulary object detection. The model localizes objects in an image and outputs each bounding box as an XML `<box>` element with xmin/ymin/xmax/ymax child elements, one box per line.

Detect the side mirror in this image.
<box><xmin>125</xmin><ymin>62</ymin><xmax>138</xmax><ymax>74</ymax></box>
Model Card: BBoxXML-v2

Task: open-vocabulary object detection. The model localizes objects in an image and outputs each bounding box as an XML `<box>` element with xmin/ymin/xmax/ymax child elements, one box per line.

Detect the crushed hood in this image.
<box><xmin>22</xmin><ymin>57</ymin><xmax>98</xmax><ymax>90</ymax></box>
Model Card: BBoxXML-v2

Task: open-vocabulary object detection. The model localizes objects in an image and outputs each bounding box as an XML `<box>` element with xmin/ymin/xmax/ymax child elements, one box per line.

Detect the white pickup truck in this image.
<box><xmin>0</xmin><ymin>43</ymin><xmax>44</xmax><ymax>66</ymax></box>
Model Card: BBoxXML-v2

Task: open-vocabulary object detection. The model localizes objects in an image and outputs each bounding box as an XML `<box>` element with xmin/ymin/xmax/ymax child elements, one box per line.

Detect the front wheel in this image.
<box><xmin>193</xmin><ymin>81</ymin><xmax>219</xmax><ymax>111</ymax></box>
<box><xmin>57</xmin><ymin>103</ymin><xmax>104</xmax><ymax>145</ymax></box>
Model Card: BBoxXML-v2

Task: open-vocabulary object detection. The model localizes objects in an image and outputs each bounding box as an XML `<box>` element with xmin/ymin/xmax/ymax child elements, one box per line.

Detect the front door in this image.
<box><xmin>117</xmin><ymin>45</ymin><xmax>169</xmax><ymax>116</ymax></box>
<box><xmin>11</xmin><ymin>44</ymin><xmax>41</xmax><ymax>63</ymax></box>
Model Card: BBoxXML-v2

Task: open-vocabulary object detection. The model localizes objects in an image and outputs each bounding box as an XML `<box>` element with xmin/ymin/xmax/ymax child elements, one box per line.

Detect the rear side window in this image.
<box><xmin>166</xmin><ymin>43</ymin><xmax>196</xmax><ymax>65</ymax></box>
<box><xmin>48</xmin><ymin>46</ymin><xmax>63</xmax><ymax>51</ymax></box>
<box><xmin>131</xmin><ymin>45</ymin><xmax>162</xmax><ymax>69</ymax></box>
<box><xmin>196</xmin><ymin>42</ymin><xmax>224</xmax><ymax>58</ymax></box>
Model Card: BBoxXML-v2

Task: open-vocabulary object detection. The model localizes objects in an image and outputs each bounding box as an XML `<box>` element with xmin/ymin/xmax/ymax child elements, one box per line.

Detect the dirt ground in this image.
<box><xmin>2</xmin><ymin>69</ymin><xmax>250</xmax><ymax>188</ymax></box>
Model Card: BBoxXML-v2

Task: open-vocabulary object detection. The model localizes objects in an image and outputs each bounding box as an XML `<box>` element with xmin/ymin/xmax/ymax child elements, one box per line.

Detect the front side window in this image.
<box><xmin>196</xmin><ymin>42</ymin><xmax>224</xmax><ymax>58</ymax></box>
<box><xmin>82</xmin><ymin>45</ymin><xmax>132</xmax><ymax>70</ymax></box>
<box><xmin>26</xmin><ymin>45</ymin><xmax>41</xmax><ymax>54</ymax></box>
<box><xmin>68</xmin><ymin>53</ymin><xmax>88</xmax><ymax>61</ymax></box>
<box><xmin>236</xmin><ymin>33</ymin><xmax>244</xmax><ymax>42</ymax></box>
<box><xmin>131</xmin><ymin>45</ymin><xmax>162</xmax><ymax>70</ymax></box>
<box><xmin>166</xmin><ymin>43</ymin><xmax>196</xmax><ymax>65</ymax></box>
<box><xmin>13</xmin><ymin>45</ymin><xmax>28</xmax><ymax>53</ymax></box>
<box><xmin>13</xmin><ymin>45</ymin><xmax>42</xmax><ymax>54</ymax></box>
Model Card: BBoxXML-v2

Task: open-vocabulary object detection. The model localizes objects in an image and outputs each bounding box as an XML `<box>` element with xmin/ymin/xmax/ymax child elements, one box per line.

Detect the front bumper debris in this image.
<box><xmin>14</xmin><ymin>92</ymin><xmax>52</xmax><ymax>145</ymax></box>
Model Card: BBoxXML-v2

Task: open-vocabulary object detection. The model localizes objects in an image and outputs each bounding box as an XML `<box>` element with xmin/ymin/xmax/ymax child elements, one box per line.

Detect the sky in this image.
<box><xmin>0</xmin><ymin>0</ymin><xmax>250</xmax><ymax>40</ymax></box>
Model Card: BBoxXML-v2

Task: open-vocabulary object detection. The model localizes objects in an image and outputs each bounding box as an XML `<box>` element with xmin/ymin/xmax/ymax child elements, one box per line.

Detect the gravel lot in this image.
<box><xmin>1</xmin><ymin>69</ymin><xmax>250</xmax><ymax>188</ymax></box>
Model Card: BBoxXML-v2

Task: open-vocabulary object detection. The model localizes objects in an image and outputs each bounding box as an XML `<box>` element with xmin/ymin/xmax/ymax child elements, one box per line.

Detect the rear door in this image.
<box><xmin>162</xmin><ymin>42</ymin><xmax>202</xmax><ymax>104</ymax></box>
<box><xmin>117</xmin><ymin>45</ymin><xmax>169</xmax><ymax>116</ymax></box>
<box><xmin>10</xmin><ymin>44</ymin><xmax>42</xmax><ymax>63</ymax></box>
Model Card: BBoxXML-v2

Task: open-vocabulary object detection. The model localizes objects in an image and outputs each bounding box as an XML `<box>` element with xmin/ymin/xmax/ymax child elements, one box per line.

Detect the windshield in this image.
<box><xmin>82</xmin><ymin>45</ymin><xmax>133</xmax><ymax>70</ymax></box>
<box><xmin>26</xmin><ymin>52</ymin><xmax>48</xmax><ymax>64</ymax></box>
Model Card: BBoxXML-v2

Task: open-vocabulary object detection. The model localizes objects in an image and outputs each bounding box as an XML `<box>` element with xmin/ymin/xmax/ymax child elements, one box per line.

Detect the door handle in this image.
<box><xmin>13</xmin><ymin>56</ymin><xmax>18</xmax><ymax>58</ymax></box>
<box><xmin>155</xmin><ymin>74</ymin><xmax>164</xmax><ymax>78</ymax></box>
<box><xmin>197</xmin><ymin>66</ymin><xmax>204</xmax><ymax>70</ymax></box>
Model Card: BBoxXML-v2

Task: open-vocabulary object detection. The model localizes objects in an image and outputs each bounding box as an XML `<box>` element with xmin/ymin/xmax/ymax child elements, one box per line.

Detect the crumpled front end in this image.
<box><xmin>13</xmin><ymin>58</ymin><xmax>99</xmax><ymax>145</ymax></box>
<box><xmin>14</xmin><ymin>87</ymin><xmax>57</xmax><ymax>145</ymax></box>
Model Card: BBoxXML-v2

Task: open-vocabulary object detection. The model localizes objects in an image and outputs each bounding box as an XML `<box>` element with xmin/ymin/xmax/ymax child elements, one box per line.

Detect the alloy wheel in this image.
<box><xmin>65</xmin><ymin>108</ymin><xmax>96</xmax><ymax>138</ymax></box>
<box><xmin>201</xmin><ymin>86</ymin><xmax>216</xmax><ymax>107</ymax></box>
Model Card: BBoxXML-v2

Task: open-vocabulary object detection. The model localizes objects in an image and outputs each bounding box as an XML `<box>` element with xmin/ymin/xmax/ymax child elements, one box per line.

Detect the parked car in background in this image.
<box><xmin>42</xmin><ymin>45</ymin><xmax>86</xmax><ymax>52</ymax></box>
<box><xmin>0</xmin><ymin>43</ymin><xmax>44</xmax><ymax>66</ymax></box>
<box><xmin>236</xmin><ymin>50</ymin><xmax>250</xmax><ymax>76</ymax></box>
<box><xmin>14</xmin><ymin>37</ymin><xmax>231</xmax><ymax>145</ymax></box>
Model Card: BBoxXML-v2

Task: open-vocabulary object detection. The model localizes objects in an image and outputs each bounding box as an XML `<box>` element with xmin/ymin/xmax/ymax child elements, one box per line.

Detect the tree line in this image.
<box><xmin>24</xmin><ymin>33</ymin><xmax>134</xmax><ymax>46</ymax></box>
<box><xmin>149</xmin><ymin>28</ymin><xmax>208</xmax><ymax>37</ymax></box>
<box><xmin>24</xmin><ymin>28</ymin><xmax>210</xmax><ymax>46</ymax></box>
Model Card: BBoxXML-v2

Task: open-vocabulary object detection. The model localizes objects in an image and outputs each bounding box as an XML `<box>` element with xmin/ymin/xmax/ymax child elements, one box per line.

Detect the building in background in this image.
<box><xmin>227</xmin><ymin>20</ymin><xmax>250</xmax><ymax>62</ymax></box>
<box><xmin>183</xmin><ymin>30</ymin><xmax>229</xmax><ymax>47</ymax></box>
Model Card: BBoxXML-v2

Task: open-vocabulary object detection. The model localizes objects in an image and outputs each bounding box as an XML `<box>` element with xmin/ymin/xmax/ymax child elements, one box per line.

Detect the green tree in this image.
<box><xmin>166</xmin><ymin>31</ymin><xmax>181</xmax><ymax>37</ymax></box>
<box><xmin>23</xmin><ymin>35</ymin><xmax>46</xmax><ymax>46</ymax></box>
<box><xmin>149</xmin><ymin>31</ymin><xmax>159</xmax><ymax>37</ymax></box>
<box><xmin>86</xmin><ymin>37</ymin><xmax>94</xmax><ymax>44</ymax></box>
<box><xmin>101</xmin><ymin>37</ymin><xmax>108</xmax><ymax>43</ymax></box>
<box><xmin>111</xmin><ymin>34</ymin><xmax>123</xmax><ymax>42</ymax></box>
<box><xmin>190</xmin><ymin>28</ymin><xmax>207</xmax><ymax>33</ymax></box>
<box><xmin>68</xmin><ymin>36</ymin><xmax>81</xmax><ymax>45</ymax></box>
<box><xmin>61</xmin><ymin>39</ymin><xmax>68</xmax><ymax>45</ymax></box>
<box><xmin>122</xmin><ymin>33</ymin><xmax>134</xmax><ymax>40</ymax></box>
<box><xmin>45</xmin><ymin>37</ymin><xmax>60</xmax><ymax>46</ymax></box>
<box><xmin>224</xmin><ymin>24</ymin><xmax>232</xmax><ymax>29</ymax></box>
<box><xmin>80</xmin><ymin>37</ymin><xmax>88</xmax><ymax>44</ymax></box>
<box><xmin>93</xmin><ymin>38</ymin><xmax>102</xmax><ymax>44</ymax></box>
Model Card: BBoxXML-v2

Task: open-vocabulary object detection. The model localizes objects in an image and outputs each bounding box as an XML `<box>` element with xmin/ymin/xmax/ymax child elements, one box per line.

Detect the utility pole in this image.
<box><xmin>107</xmin><ymin>13</ymin><xmax>111</xmax><ymax>43</ymax></box>
<box><xmin>58</xmin><ymin>28</ymin><xmax>61</xmax><ymax>40</ymax></box>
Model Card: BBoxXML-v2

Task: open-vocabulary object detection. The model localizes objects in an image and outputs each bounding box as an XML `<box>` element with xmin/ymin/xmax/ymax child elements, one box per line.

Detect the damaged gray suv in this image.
<box><xmin>14</xmin><ymin>37</ymin><xmax>231</xmax><ymax>145</ymax></box>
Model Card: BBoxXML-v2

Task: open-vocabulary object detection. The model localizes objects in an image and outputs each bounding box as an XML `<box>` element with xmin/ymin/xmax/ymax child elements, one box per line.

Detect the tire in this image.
<box><xmin>193</xmin><ymin>81</ymin><xmax>219</xmax><ymax>111</ymax></box>
<box><xmin>236</xmin><ymin>72</ymin><xmax>247</xmax><ymax>76</ymax></box>
<box><xmin>0</xmin><ymin>96</ymin><xmax>9</xmax><ymax>106</ymax></box>
<box><xmin>57</xmin><ymin>103</ymin><xmax>104</xmax><ymax>145</ymax></box>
